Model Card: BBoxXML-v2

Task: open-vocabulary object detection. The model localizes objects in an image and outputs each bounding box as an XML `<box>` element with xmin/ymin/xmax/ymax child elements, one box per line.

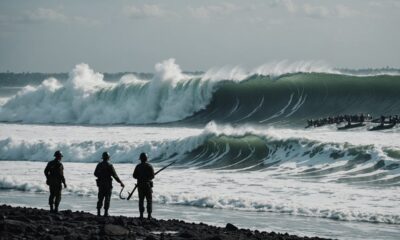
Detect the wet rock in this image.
<box><xmin>104</xmin><ymin>224</ymin><xmax>129</xmax><ymax>236</ymax></box>
<box><xmin>0</xmin><ymin>205</ymin><xmax>331</xmax><ymax>240</ymax></box>
<box><xmin>145</xmin><ymin>235</ymin><xmax>157</xmax><ymax>240</ymax></box>
<box><xmin>208</xmin><ymin>235</ymin><xmax>223</xmax><ymax>240</ymax></box>
<box><xmin>178</xmin><ymin>230</ymin><xmax>196</xmax><ymax>238</ymax></box>
<box><xmin>5</xmin><ymin>219</ymin><xmax>31</xmax><ymax>233</ymax></box>
<box><xmin>225</xmin><ymin>223</ymin><xmax>238</xmax><ymax>231</ymax></box>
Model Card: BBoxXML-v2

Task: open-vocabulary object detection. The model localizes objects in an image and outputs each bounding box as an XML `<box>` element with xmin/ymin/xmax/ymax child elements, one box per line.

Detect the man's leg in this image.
<box><xmin>103</xmin><ymin>188</ymin><xmax>112</xmax><ymax>217</ymax></box>
<box><xmin>138</xmin><ymin>188</ymin><xmax>145</xmax><ymax>219</ymax></box>
<box><xmin>97</xmin><ymin>187</ymin><xmax>105</xmax><ymax>216</ymax></box>
<box><xmin>49</xmin><ymin>185</ymin><xmax>55</xmax><ymax>212</ymax></box>
<box><xmin>54</xmin><ymin>185</ymin><xmax>62</xmax><ymax>213</ymax></box>
<box><xmin>145</xmin><ymin>187</ymin><xmax>153</xmax><ymax>219</ymax></box>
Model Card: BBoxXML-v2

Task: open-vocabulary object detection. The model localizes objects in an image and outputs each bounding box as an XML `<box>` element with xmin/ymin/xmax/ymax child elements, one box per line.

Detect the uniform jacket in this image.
<box><xmin>44</xmin><ymin>159</ymin><xmax>66</xmax><ymax>185</ymax></box>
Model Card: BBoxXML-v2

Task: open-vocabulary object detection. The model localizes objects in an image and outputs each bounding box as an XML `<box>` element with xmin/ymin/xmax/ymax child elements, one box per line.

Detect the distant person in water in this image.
<box><xmin>94</xmin><ymin>152</ymin><xmax>124</xmax><ymax>217</ymax></box>
<box><xmin>133</xmin><ymin>153</ymin><xmax>155</xmax><ymax>219</ymax></box>
<box><xmin>44</xmin><ymin>150</ymin><xmax>67</xmax><ymax>213</ymax></box>
<box><xmin>380</xmin><ymin>115</ymin><xmax>385</xmax><ymax>126</ymax></box>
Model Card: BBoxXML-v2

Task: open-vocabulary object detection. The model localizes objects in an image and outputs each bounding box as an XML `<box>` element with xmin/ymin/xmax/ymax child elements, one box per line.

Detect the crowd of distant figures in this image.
<box><xmin>306</xmin><ymin>114</ymin><xmax>400</xmax><ymax>128</ymax></box>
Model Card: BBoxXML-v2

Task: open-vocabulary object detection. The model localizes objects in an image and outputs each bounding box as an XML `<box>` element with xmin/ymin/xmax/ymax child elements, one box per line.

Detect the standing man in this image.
<box><xmin>44</xmin><ymin>150</ymin><xmax>67</xmax><ymax>213</ymax></box>
<box><xmin>94</xmin><ymin>152</ymin><xmax>124</xmax><ymax>217</ymax></box>
<box><xmin>133</xmin><ymin>153</ymin><xmax>155</xmax><ymax>220</ymax></box>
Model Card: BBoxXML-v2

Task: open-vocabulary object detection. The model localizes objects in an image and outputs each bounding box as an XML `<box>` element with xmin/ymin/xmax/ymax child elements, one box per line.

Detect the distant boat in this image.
<box><xmin>337</xmin><ymin>122</ymin><xmax>365</xmax><ymax>130</ymax></box>
<box><xmin>368</xmin><ymin>123</ymin><xmax>396</xmax><ymax>131</ymax></box>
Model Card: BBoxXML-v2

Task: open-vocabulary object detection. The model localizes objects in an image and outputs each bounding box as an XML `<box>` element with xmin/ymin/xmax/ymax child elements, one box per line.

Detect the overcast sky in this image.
<box><xmin>0</xmin><ymin>0</ymin><xmax>399</xmax><ymax>72</ymax></box>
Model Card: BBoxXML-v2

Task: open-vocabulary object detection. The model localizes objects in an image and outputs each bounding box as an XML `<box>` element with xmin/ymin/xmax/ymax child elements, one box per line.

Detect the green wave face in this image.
<box><xmin>178</xmin><ymin>133</ymin><xmax>400</xmax><ymax>186</ymax></box>
<box><xmin>186</xmin><ymin>73</ymin><xmax>400</xmax><ymax>125</ymax></box>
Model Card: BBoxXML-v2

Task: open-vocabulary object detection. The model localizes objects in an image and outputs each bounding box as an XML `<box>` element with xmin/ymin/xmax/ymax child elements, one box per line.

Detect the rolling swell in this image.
<box><xmin>1</xmin><ymin>129</ymin><xmax>399</xmax><ymax>186</ymax></box>
<box><xmin>180</xmin><ymin>133</ymin><xmax>400</xmax><ymax>186</ymax></box>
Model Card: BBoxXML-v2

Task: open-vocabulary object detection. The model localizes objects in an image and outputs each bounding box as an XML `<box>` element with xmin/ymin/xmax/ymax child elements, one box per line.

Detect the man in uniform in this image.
<box><xmin>133</xmin><ymin>152</ymin><xmax>155</xmax><ymax>219</ymax></box>
<box><xmin>44</xmin><ymin>150</ymin><xmax>67</xmax><ymax>213</ymax></box>
<box><xmin>94</xmin><ymin>152</ymin><xmax>124</xmax><ymax>217</ymax></box>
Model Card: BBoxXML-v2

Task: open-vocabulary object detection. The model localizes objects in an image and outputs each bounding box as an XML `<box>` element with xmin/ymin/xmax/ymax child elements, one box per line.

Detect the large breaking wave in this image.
<box><xmin>1</xmin><ymin>59</ymin><xmax>399</xmax><ymax>125</ymax></box>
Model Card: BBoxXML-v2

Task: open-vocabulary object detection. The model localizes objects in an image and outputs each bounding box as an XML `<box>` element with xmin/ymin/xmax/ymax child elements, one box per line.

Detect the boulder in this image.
<box><xmin>225</xmin><ymin>223</ymin><xmax>238</xmax><ymax>231</ymax></box>
<box><xmin>103</xmin><ymin>224</ymin><xmax>129</xmax><ymax>236</ymax></box>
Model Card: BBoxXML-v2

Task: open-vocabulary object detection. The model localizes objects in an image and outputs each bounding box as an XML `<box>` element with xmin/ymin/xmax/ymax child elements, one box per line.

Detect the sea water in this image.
<box><xmin>0</xmin><ymin>61</ymin><xmax>399</xmax><ymax>239</ymax></box>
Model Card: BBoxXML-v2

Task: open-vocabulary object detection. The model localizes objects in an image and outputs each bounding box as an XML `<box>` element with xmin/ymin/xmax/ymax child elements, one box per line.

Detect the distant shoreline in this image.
<box><xmin>0</xmin><ymin>204</ymin><xmax>330</xmax><ymax>240</ymax></box>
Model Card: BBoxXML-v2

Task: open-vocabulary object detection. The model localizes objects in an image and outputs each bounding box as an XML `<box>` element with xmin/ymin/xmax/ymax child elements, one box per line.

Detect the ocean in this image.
<box><xmin>0</xmin><ymin>60</ymin><xmax>399</xmax><ymax>240</ymax></box>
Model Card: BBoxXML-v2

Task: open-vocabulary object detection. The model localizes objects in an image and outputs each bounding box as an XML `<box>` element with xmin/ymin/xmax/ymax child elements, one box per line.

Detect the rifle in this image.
<box><xmin>121</xmin><ymin>160</ymin><xmax>177</xmax><ymax>200</ymax></box>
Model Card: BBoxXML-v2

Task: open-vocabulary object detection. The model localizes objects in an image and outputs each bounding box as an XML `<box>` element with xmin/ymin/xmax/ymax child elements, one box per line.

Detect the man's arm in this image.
<box><xmin>149</xmin><ymin>165</ymin><xmax>155</xmax><ymax>180</ymax></box>
<box><xmin>94</xmin><ymin>163</ymin><xmax>100</xmax><ymax>178</ymax></box>
<box><xmin>133</xmin><ymin>165</ymin><xmax>138</xmax><ymax>179</ymax></box>
<box><xmin>60</xmin><ymin>164</ymin><xmax>67</xmax><ymax>188</ymax></box>
<box><xmin>110</xmin><ymin>164</ymin><xmax>124</xmax><ymax>187</ymax></box>
<box><xmin>44</xmin><ymin>162</ymin><xmax>50</xmax><ymax>178</ymax></box>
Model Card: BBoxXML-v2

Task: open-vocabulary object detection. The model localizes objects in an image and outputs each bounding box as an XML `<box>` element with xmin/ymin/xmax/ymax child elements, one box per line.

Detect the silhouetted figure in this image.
<box><xmin>380</xmin><ymin>115</ymin><xmax>385</xmax><ymax>126</ymax></box>
<box><xmin>133</xmin><ymin>153</ymin><xmax>155</xmax><ymax>220</ymax></box>
<box><xmin>44</xmin><ymin>150</ymin><xmax>67</xmax><ymax>213</ymax></box>
<box><xmin>94</xmin><ymin>152</ymin><xmax>124</xmax><ymax>217</ymax></box>
<box><xmin>360</xmin><ymin>114</ymin><xmax>365</xmax><ymax>123</ymax></box>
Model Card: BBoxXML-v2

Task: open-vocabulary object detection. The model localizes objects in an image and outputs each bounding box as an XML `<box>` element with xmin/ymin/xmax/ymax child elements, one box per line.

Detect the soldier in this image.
<box><xmin>94</xmin><ymin>152</ymin><xmax>124</xmax><ymax>217</ymax></box>
<box><xmin>133</xmin><ymin>153</ymin><xmax>155</xmax><ymax>219</ymax></box>
<box><xmin>44</xmin><ymin>150</ymin><xmax>67</xmax><ymax>213</ymax></box>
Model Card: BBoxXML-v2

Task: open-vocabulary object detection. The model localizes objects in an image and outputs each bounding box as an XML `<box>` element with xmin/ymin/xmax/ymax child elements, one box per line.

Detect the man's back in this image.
<box><xmin>133</xmin><ymin>162</ymin><xmax>154</xmax><ymax>183</ymax></box>
<box><xmin>95</xmin><ymin>161</ymin><xmax>111</xmax><ymax>180</ymax></box>
<box><xmin>44</xmin><ymin>159</ymin><xmax>64</xmax><ymax>184</ymax></box>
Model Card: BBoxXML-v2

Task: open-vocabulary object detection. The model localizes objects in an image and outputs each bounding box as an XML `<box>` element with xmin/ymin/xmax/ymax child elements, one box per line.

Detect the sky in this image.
<box><xmin>0</xmin><ymin>0</ymin><xmax>399</xmax><ymax>72</ymax></box>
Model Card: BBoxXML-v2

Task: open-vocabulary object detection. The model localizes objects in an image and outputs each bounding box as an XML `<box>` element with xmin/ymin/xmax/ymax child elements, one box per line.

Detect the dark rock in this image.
<box><xmin>179</xmin><ymin>231</ymin><xmax>196</xmax><ymax>238</ymax></box>
<box><xmin>145</xmin><ymin>235</ymin><xmax>157</xmax><ymax>240</ymax></box>
<box><xmin>104</xmin><ymin>224</ymin><xmax>129</xmax><ymax>236</ymax></box>
<box><xmin>225</xmin><ymin>223</ymin><xmax>238</xmax><ymax>231</ymax></box>
<box><xmin>208</xmin><ymin>236</ymin><xmax>223</xmax><ymax>240</ymax></box>
<box><xmin>0</xmin><ymin>205</ymin><xmax>331</xmax><ymax>240</ymax></box>
<box><xmin>49</xmin><ymin>236</ymin><xmax>65</xmax><ymax>240</ymax></box>
<box><xmin>114</xmin><ymin>216</ymin><xmax>127</xmax><ymax>227</ymax></box>
<box><xmin>5</xmin><ymin>219</ymin><xmax>31</xmax><ymax>233</ymax></box>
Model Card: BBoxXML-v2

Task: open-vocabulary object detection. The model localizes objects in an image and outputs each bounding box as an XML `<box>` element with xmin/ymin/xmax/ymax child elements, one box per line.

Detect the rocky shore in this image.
<box><xmin>0</xmin><ymin>205</ymin><xmax>330</xmax><ymax>240</ymax></box>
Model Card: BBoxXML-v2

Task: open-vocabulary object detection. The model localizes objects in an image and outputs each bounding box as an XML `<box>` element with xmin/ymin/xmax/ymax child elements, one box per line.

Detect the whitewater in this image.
<box><xmin>0</xmin><ymin>59</ymin><xmax>399</xmax><ymax>240</ymax></box>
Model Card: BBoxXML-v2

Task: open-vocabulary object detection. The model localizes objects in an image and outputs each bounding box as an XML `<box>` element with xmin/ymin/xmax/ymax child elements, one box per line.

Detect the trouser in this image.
<box><xmin>138</xmin><ymin>185</ymin><xmax>152</xmax><ymax>214</ymax></box>
<box><xmin>97</xmin><ymin>186</ymin><xmax>112</xmax><ymax>210</ymax></box>
<box><xmin>49</xmin><ymin>184</ymin><xmax>62</xmax><ymax>208</ymax></box>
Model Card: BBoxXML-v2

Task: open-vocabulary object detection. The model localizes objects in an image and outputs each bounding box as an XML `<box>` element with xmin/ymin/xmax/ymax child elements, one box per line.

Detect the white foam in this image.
<box><xmin>1</xmin><ymin>161</ymin><xmax>398</xmax><ymax>225</ymax></box>
<box><xmin>0</xmin><ymin>60</ymin><xmax>217</xmax><ymax>124</ymax></box>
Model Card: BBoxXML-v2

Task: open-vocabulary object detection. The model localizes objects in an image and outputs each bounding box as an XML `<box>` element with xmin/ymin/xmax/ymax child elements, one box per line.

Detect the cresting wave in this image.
<box><xmin>1</xmin><ymin>125</ymin><xmax>399</xmax><ymax>186</ymax></box>
<box><xmin>1</xmin><ymin>59</ymin><xmax>399</xmax><ymax>125</ymax></box>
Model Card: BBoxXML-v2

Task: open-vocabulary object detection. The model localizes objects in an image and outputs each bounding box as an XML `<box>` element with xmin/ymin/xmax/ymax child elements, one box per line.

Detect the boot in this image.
<box><xmin>50</xmin><ymin>204</ymin><xmax>54</xmax><ymax>213</ymax></box>
<box><xmin>104</xmin><ymin>209</ymin><xmax>109</xmax><ymax>217</ymax></box>
<box><xmin>97</xmin><ymin>209</ymin><xmax>101</xmax><ymax>216</ymax></box>
<box><xmin>54</xmin><ymin>205</ymin><xmax>59</xmax><ymax>213</ymax></box>
<box><xmin>147</xmin><ymin>213</ymin><xmax>152</xmax><ymax>220</ymax></box>
<box><xmin>139</xmin><ymin>212</ymin><xmax>144</xmax><ymax>220</ymax></box>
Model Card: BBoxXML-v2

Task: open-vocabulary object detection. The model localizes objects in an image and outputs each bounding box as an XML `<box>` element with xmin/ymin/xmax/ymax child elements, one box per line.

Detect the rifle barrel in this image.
<box><xmin>155</xmin><ymin>160</ymin><xmax>177</xmax><ymax>175</ymax></box>
<box><xmin>126</xmin><ymin>160</ymin><xmax>177</xmax><ymax>201</ymax></box>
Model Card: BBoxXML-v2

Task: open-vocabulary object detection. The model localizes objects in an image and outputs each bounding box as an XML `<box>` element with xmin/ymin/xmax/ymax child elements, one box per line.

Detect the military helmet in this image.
<box><xmin>102</xmin><ymin>152</ymin><xmax>110</xmax><ymax>160</ymax></box>
<box><xmin>54</xmin><ymin>150</ymin><xmax>63</xmax><ymax>157</ymax></box>
<box><xmin>139</xmin><ymin>152</ymin><xmax>147</xmax><ymax>162</ymax></box>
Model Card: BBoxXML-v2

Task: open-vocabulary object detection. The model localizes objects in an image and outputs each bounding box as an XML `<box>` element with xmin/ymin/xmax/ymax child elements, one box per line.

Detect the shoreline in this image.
<box><xmin>0</xmin><ymin>205</ymin><xmax>330</xmax><ymax>240</ymax></box>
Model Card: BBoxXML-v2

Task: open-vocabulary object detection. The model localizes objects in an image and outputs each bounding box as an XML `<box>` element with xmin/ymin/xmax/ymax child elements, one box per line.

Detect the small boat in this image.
<box><xmin>337</xmin><ymin>122</ymin><xmax>365</xmax><ymax>130</ymax></box>
<box><xmin>368</xmin><ymin>123</ymin><xmax>396</xmax><ymax>131</ymax></box>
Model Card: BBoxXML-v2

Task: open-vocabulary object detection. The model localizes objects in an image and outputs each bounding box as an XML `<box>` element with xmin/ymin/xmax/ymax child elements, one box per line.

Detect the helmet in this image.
<box><xmin>54</xmin><ymin>150</ymin><xmax>63</xmax><ymax>158</ymax></box>
<box><xmin>139</xmin><ymin>152</ymin><xmax>147</xmax><ymax>162</ymax></box>
<box><xmin>102</xmin><ymin>152</ymin><xmax>110</xmax><ymax>160</ymax></box>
